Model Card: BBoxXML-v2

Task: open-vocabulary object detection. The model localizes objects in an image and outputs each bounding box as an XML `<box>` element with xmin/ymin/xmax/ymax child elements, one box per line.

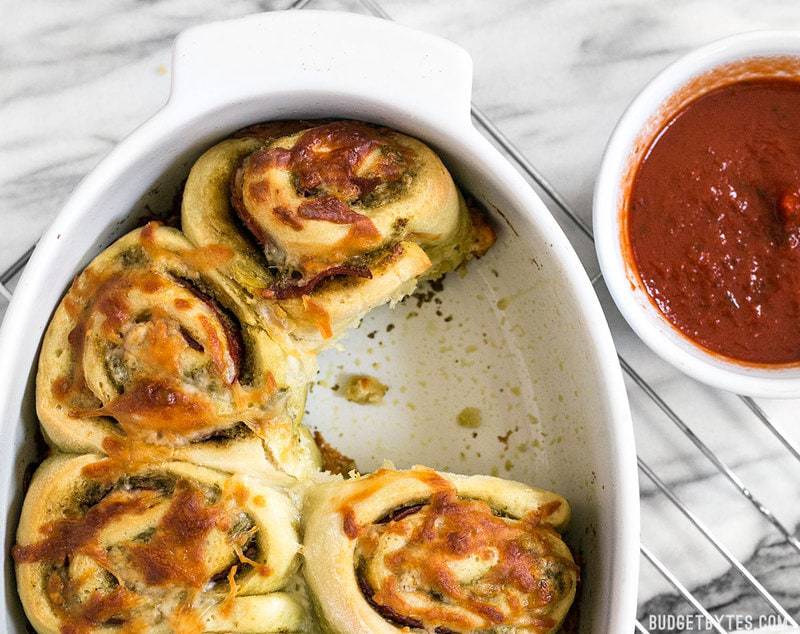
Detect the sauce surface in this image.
<box><xmin>628</xmin><ymin>79</ymin><xmax>800</xmax><ymax>364</ymax></box>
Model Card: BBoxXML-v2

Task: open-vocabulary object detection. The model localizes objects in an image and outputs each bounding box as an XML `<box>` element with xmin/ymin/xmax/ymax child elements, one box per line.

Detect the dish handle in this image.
<box><xmin>168</xmin><ymin>10</ymin><xmax>474</xmax><ymax>132</ymax></box>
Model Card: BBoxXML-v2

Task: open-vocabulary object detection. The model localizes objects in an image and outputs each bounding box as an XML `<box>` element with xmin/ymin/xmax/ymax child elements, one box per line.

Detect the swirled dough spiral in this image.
<box><xmin>302</xmin><ymin>467</ymin><xmax>578</xmax><ymax>633</ymax></box>
<box><xmin>13</xmin><ymin>454</ymin><xmax>306</xmax><ymax>633</ymax></box>
<box><xmin>182</xmin><ymin>120</ymin><xmax>494</xmax><ymax>347</ymax></box>
<box><xmin>36</xmin><ymin>223</ymin><xmax>319</xmax><ymax>478</ymax></box>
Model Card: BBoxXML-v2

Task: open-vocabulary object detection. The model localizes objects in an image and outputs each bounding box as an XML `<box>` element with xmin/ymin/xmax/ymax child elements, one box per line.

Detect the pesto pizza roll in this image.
<box><xmin>13</xmin><ymin>454</ymin><xmax>306</xmax><ymax>633</ymax></box>
<box><xmin>182</xmin><ymin>119</ymin><xmax>494</xmax><ymax>347</ymax></box>
<box><xmin>37</xmin><ymin>223</ymin><xmax>319</xmax><ymax>478</ymax></box>
<box><xmin>302</xmin><ymin>466</ymin><xmax>578</xmax><ymax>633</ymax></box>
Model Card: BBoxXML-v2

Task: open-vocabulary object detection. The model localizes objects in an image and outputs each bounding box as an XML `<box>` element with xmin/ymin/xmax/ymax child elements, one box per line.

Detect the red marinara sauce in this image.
<box><xmin>627</xmin><ymin>78</ymin><xmax>800</xmax><ymax>364</ymax></box>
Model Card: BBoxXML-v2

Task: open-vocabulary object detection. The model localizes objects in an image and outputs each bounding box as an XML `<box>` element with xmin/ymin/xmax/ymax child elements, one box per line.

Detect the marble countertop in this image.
<box><xmin>2</xmin><ymin>0</ymin><xmax>800</xmax><ymax>630</ymax></box>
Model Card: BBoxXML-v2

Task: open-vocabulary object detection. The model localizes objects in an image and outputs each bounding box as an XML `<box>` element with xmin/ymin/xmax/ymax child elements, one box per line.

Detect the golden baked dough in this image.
<box><xmin>302</xmin><ymin>467</ymin><xmax>578</xmax><ymax>633</ymax></box>
<box><xmin>14</xmin><ymin>454</ymin><xmax>306</xmax><ymax>633</ymax></box>
<box><xmin>182</xmin><ymin>120</ymin><xmax>494</xmax><ymax>348</ymax></box>
<box><xmin>36</xmin><ymin>223</ymin><xmax>319</xmax><ymax>478</ymax></box>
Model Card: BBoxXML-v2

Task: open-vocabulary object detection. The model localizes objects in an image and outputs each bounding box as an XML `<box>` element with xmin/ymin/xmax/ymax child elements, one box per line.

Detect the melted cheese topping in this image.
<box><xmin>350</xmin><ymin>487</ymin><xmax>576</xmax><ymax>633</ymax></box>
<box><xmin>13</xmin><ymin>477</ymin><xmax>265</xmax><ymax>632</ymax></box>
<box><xmin>234</xmin><ymin>121</ymin><xmax>414</xmax><ymax>277</ymax></box>
<box><xmin>52</xmin><ymin>225</ymin><xmax>279</xmax><ymax>450</ymax></box>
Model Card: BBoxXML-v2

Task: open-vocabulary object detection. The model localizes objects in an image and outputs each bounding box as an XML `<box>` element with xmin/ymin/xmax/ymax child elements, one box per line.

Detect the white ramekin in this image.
<box><xmin>595</xmin><ymin>31</ymin><xmax>800</xmax><ymax>399</ymax></box>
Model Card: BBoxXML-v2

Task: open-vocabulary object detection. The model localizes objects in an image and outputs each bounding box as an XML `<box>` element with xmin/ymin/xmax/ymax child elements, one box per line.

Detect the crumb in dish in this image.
<box><xmin>313</xmin><ymin>430</ymin><xmax>357</xmax><ymax>476</ymax></box>
<box><xmin>343</xmin><ymin>374</ymin><xmax>388</xmax><ymax>404</ymax></box>
<box><xmin>457</xmin><ymin>405</ymin><xmax>482</xmax><ymax>428</ymax></box>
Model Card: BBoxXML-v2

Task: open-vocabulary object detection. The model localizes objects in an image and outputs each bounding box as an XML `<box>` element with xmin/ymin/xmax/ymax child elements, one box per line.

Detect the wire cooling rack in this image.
<box><xmin>2</xmin><ymin>1</ymin><xmax>798</xmax><ymax>631</ymax></box>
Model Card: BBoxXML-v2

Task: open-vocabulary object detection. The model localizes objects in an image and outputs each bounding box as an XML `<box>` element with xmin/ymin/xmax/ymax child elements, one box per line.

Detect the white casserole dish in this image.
<box><xmin>0</xmin><ymin>11</ymin><xmax>638</xmax><ymax>632</ymax></box>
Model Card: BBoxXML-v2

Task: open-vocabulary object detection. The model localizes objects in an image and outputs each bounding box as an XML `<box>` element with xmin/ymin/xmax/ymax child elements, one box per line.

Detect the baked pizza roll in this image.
<box><xmin>13</xmin><ymin>454</ymin><xmax>306</xmax><ymax>633</ymax></box>
<box><xmin>182</xmin><ymin>120</ymin><xmax>494</xmax><ymax>347</ymax></box>
<box><xmin>36</xmin><ymin>223</ymin><xmax>319</xmax><ymax>478</ymax></box>
<box><xmin>302</xmin><ymin>466</ymin><xmax>578</xmax><ymax>633</ymax></box>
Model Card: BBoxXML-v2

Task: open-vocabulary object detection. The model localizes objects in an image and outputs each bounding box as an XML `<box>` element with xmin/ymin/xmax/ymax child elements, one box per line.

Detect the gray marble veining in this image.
<box><xmin>2</xmin><ymin>0</ymin><xmax>800</xmax><ymax>629</ymax></box>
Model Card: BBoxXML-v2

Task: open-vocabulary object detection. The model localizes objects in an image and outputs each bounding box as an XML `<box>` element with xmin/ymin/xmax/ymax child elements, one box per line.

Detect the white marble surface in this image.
<box><xmin>2</xmin><ymin>0</ymin><xmax>800</xmax><ymax>630</ymax></box>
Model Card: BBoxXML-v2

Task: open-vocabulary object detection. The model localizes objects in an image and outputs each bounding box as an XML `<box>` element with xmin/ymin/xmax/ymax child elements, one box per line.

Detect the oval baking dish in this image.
<box><xmin>0</xmin><ymin>11</ymin><xmax>638</xmax><ymax>632</ymax></box>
